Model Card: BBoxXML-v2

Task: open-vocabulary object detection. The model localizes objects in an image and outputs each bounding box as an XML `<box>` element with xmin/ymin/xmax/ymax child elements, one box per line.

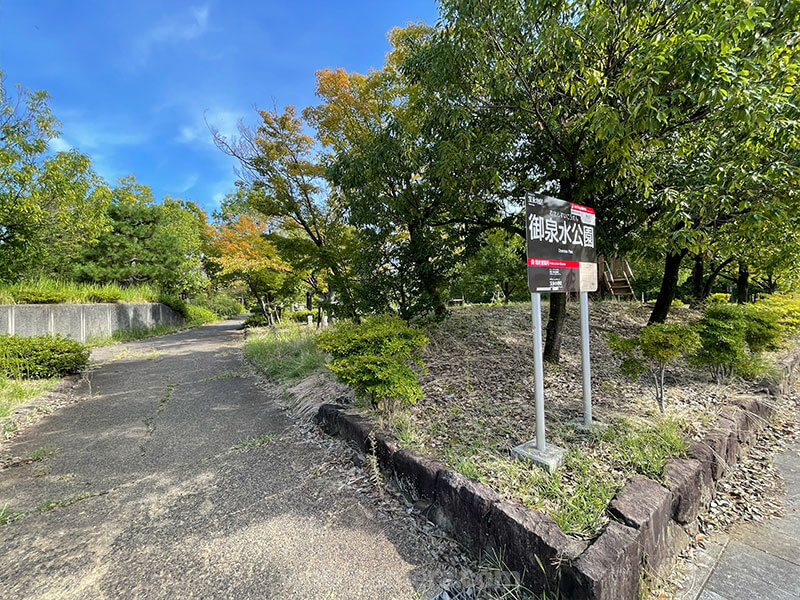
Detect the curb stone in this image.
<box><xmin>314</xmin><ymin>355</ymin><xmax>790</xmax><ymax>599</ymax></box>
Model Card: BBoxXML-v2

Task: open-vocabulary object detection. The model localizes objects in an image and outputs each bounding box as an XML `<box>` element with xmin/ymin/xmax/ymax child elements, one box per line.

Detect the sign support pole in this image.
<box><xmin>579</xmin><ymin>291</ymin><xmax>592</xmax><ymax>427</ymax></box>
<box><xmin>531</xmin><ymin>292</ymin><xmax>546</xmax><ymax>451</ymax></box>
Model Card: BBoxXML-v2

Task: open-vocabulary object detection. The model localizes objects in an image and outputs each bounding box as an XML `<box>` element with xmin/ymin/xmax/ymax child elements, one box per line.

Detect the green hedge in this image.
<box><xmin>0</xmin><ymin>335</ymin><xmax>90</xmax><ymax>379</ymax></box>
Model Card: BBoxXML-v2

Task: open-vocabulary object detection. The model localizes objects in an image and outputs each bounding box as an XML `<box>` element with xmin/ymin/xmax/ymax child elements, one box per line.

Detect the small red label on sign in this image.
<box><xmin>569</xmin><ymin>203</ymin><xmax>595</xmax><ymax>215</ymax></box>
<box><xmin>527</xmin><ymin>258</ymin><xmax>580</xmax><ymax>269</ymax></box>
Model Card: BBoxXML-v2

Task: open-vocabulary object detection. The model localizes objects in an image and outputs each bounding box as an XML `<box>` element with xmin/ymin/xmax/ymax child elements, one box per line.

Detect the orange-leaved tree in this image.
<box><xmin>208</xmin><ymin>214</ymin><xmax>296</xmax><ymax>325</ymax></box>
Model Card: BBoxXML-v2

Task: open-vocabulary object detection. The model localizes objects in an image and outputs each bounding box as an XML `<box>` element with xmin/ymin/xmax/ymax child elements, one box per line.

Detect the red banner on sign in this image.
<box><xmin>527</xmin><ymin>258</ymin><xmax>580</xmax><ymax>269</ymax></box>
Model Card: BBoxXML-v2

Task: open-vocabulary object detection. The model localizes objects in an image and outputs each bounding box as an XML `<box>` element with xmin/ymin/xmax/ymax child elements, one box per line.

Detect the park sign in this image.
<box><xmin>525</xmin><ymin>193</ymin><xmax>598</xmax><ymax>293</ymax></box>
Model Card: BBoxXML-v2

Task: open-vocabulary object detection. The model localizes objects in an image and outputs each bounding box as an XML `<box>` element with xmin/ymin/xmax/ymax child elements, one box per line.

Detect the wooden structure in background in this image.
<box><xmin>598</xmin><ymin>255</ymin><xmax>635</xmax><ymax>299</ymax></box>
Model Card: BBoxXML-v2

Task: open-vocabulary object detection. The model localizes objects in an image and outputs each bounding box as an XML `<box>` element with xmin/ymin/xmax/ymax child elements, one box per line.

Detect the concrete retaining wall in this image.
<box><xmin>0</xmin><ymin>303</ymin><xmax>184</xmax><ymax>343</ymax></box>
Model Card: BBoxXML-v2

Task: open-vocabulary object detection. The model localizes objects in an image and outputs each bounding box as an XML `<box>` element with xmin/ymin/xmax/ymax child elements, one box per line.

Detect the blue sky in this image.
<box><xmin>0</xmin><ymin>1</ymin><xmax>439</xmax><ymax>213</ymax></box>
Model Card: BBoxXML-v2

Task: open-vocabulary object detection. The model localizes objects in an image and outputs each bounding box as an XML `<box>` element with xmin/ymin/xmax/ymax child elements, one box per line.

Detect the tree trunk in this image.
<box><xmin>736</xmin><ymin>261</ymin><xmax>749</xmax><ymax>304</ymax></box>
<box><xmin>543</xmin><ymin>293</ymin><xmax>567</xmax><ymax>363</ymax></box>
<box><xmin>649</xmin><ymin>251</ymin><xmax>687</xmax><ymax>324</ymax></box>
<box><xmin>701</xmin><ymin>257</ymin><xmax>735</xmax><ymax>299</ymax></box>
<box><xmin>408</xmin><ymin>220</ymin><xmax>446</xmax><ymax>317</ymax></box>
<box><xmin>691</xmin><ymin>254</ymin><xmax>704</xmax><ymax>306</ymax></box>
<box><xmin>501</xmin><ymin>282</ymin><xmax>511</xmax><ymax>304</ymax></box>
<box><xmin>543</xmin><ymin>178</ymin><xmax>575</xmax><ymax>362</ymax></box>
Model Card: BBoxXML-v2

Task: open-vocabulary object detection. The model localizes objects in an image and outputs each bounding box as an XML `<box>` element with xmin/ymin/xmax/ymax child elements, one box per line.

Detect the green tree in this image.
<box><xmin>404</xmin><ymin>0</ymin><xmax>800</xmax><ymax>358</ymax></box>
<box><xmin>212</xmin><ymin>106</ymin><xmax>359</xmax><ymax>318</ymax></box>
<box><xmin>75</xmin><ymin>177</ymin><xmax>185</xmax><ymax>290</ymax></box>
<box><xmin>458</xmin><ymin>230</ymin><xmax>526</xmax><ymax>303</ymax></box>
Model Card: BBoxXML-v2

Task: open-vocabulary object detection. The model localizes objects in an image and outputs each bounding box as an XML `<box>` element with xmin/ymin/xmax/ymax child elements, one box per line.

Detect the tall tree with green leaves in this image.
<box><xmin>211</xmin><ymin>106</ymin><xmax>359</xmax><ymax>317</ymax></box>
<box><xmin>1</xmin><ymin>71</ymin><xmax>110</xmax><ymax>280</ymax></box>
<box><xmin>404</xmin><ymin>0</ymin><xmax>800</xmax><ymax>358</ymax></box>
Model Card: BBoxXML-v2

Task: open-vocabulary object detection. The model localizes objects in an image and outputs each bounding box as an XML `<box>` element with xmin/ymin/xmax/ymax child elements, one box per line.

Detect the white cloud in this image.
<box><xmin>48</xmin><ymin>137</ymin><xmax>72</xmax><ymax>153</ymax></box>
<box><xmin>135</xmin><ymin>4</ymin><xmax>211</xmax><ymax>65</ymax></box>
<box><xmin>178</xmin><ymin>172</ymin><xmax>200</xmax><ymax>193</ymax></box>
<box><xmin>177</xmin><ymin>108</ymin><xmax>243</xmax><ymax>147</ymax></box>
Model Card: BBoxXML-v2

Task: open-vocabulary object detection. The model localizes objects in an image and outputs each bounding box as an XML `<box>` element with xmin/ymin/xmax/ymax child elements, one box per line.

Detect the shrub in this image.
<box><xmin>285</xmin><ymin>310</ymin><xmax>315</xmax><ymax>323</ymax></box>
<box><xmin>709</xmin><ymin>293</ymin><xmax>731</xmax><ymax>304</ymax></box>
<box><xmin>0</xmin><ymin>335</ymin><xmax>90</xmax><ymax>379</ymax></box>
<box><xmin>740</xmin><ymin>304</ymin><xmax>782</xmax><ymax>353</ymax></box>
<box><xmin>693</xmin><ymin>303</ymin><xmax>782</xmax><ymax>382</ymax></box>
<box><xmin>158</xmin><ymin>295</ymin><xmax>189</xmax><ymax>318</ymax></box>
<box><xmin>191</xmin><ymin>293</ymin><xmax>242</xmax><ymax>319</ymax></box>
<box><xmin>692</xmin><ymin>303</ymin><xmax>747</xmax><ymax>382</ymax></box>
<box><xmin>316</xmin><ymin>315</ymin><xmax>428</xmax><ymax>408</ymax></box>
<box><xmin>244</xmin><ymin>313</ymin><xmax>271</xmax><ymax>328</ymax></box>
<box><xmin>184</xmin><ymin>305</ymin><xmax>217</xmax><ymax>325</ymax></box>
<box><xmin>606</xmin><ymin>323</ymin><xmax>700</xmax><ymax>413</ymax></box>
<box><xmin>756</xmin><ymin>294</ymin><xmax>800</xmax><ymax>334</ymax></box>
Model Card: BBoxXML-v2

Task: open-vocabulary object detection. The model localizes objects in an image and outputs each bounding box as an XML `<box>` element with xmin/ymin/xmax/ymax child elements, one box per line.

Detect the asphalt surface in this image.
<box><xmin>0</xmin><ymin>320</ymin><xmax>452</xmax><ymax>599</ymax></box>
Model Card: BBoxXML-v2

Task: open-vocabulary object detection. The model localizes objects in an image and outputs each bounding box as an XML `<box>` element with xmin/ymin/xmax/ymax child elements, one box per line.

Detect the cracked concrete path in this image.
<box><xmin>0</xmin><ymin>320</ymin><xmax>453</xmax><ymax>599</ymax></box>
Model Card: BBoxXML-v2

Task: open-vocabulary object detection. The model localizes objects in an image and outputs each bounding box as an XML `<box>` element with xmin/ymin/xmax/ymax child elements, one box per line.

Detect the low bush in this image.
<box><xmin>708</xmin><ymin>293</ymin><xmax>731</xmax><ymax>304</ymax></box>
<box><xmin>692</xmin><ymin>303</ymin><xmax>747</xmax><ymax>382</ymax></box>
<box><xmin>756</xmin><ymin>293</ymin><xmax>800</xmax><ymax>334</ymax></box>
<box><xmin>285</xmin><ymin>310</ymin><xmax>315</xmax><ymax>323</ymax></box>
<box><xmin>606</xmin><ymin>323</ymin><xmax>700</xmax><ymax>413</ymax></box>
<box><xmin>693</xmin><ymin>302</ymin><xmax>783</xmax><ymax>382</ymax></box>
<box><xmin>191</xmin><ymin>293</ymin><xmax>242</xmax><ymax>319</ymax></box>
<box><xmin>244</xmin><ymin>313</ymin><xmax>270</xmax><ymax>328</ymax></box>
<box><xmin>0</xmin><ymin>335</ymin><xmax>90</xmax><ymax>379</ymax></box>
<box><xmin>316</xmin><ymin>315</ymin><xmax>428</xmax><ymax>408</ymax></box>
<box><xmin>184</xmin><ymin>305</ymin><xmax>217</xmax><ymax>325</ymax></box>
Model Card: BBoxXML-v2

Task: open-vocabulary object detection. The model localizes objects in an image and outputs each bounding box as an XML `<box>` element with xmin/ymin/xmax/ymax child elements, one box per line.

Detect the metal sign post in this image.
<box><xmin>579</xmin><ymin>291</ymin><xmax>592</xmax><ymax>427</ymax></box>
<box><xmin>511</xmin><ymin>193</ymin><xmax>599</xmax><ymax>471</ymax></box>
<box><xmin>531</xmin><ymin>292</ymin><xmax>546</xmax><ymax>451</ymax></box>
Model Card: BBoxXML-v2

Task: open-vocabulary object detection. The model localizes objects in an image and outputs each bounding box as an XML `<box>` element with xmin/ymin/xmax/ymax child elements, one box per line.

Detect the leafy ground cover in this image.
<box><xmin>357</xmin><ymin>300</ymin><xmax>789</xmax><ymax>537</ymax></box>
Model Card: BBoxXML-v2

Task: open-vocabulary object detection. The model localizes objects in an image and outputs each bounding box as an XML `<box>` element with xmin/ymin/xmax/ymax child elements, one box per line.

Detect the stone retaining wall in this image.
<box><xmin>315</xmin><ymin>352</ymin><xmax>797</xmax><ymax>599</ymax></box>
<box><xmin>0</xmin><ymin>303</ymin><xmax>184</xmax><ymax>343</ymax></box>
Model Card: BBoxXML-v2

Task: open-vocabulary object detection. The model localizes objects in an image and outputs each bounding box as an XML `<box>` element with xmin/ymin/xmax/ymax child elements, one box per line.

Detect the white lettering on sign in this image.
<box><xmin>528</xmin><ymin>212</ymin><xmax>594</xmax><ymax>249</ymax></box>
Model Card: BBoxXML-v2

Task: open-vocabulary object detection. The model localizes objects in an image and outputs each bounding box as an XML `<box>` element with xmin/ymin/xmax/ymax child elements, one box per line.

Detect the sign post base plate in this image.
<box><xmin>511</xmin><ymin>439</ymin><xmax>566</xmax><ymax>472</ymax></box>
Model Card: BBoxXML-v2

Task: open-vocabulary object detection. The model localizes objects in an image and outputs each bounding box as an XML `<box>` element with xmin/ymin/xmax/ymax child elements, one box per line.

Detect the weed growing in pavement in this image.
<box><xmin>37</xmin><ymin>492</ymin><xmax>94</xmax><ymax>512</ymax></box>
<box><xmin>0</xmin><ymin>504</ymin><xmax>24</xmax><ymax>525</ymax></box>
<box><xmin>32</xmin><ymin>464</ymin><xmax>50</xmax><ymax>477</ymax></box>
<box><xmin>28</xmin><ymin>447</ymin><xmax>57</xmax><ymax>461</ymax></box>
<box><xmin>366</xmin><ymin>431</ymin><xmax>385</xmax><ymax>494</ymax></box>
<box><xmin>232</xmin><ymin>434</ymin><xmax>276</xmax><ymax>451</ymax></box>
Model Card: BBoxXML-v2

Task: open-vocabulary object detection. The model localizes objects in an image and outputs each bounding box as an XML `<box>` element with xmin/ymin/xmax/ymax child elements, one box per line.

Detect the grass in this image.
<box><xmin>0</xmin><ymin>377</ymin><xmax>59</xmax><ymax>418</ymax></box>
<box><xmin>391</xmin><ymin>413</ymin><xmax>688</xmax><ymax>537</ymax></box>
<box><xmin>232</xmin><ymin>433</ymin><xmax>276</xmax><ymax>450</ymax></box>
<box><xmin>0</xmin><ymin>277</ymin><xmax>160</xmax><ymax>305</ymax></box>
<box><xmin>244</xmin><ymin>324</ymin><xmax>328</xmax><ymax>382</ymax></box>
<box><xmin>37</xmin><ymin>491</ymin><xmax>94</xmax><ymax>512</ymax></box>
<box><xmin>0</xmin><ymin>504</ymin><xmax>24</xmax><ymax>525</ymax></box>
<box><xmin>28</xmin><ymin>446</ymin><xmax>58</xmax><ymax>461</ymax></box>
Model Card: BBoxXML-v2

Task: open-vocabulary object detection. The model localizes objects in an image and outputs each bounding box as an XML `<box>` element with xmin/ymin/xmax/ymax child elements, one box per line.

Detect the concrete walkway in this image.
<box><xmin>0</xmin><ymin>321</ymin><xmax>457</xmax><ymax>599</ymax></box>
<box><xmin>687</xmin><ymin>442</ymin><xmax>800</xmax><ymax>600</ymax></box>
